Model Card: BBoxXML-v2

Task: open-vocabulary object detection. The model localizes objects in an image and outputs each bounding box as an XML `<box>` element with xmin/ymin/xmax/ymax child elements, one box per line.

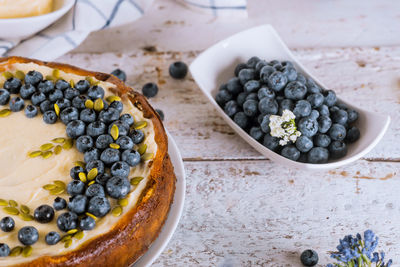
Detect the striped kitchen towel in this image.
<box><xmin>180</xmin><ymin>0</ymin><xmax>247</xmax><ymax>17</ymax></box>
<box><xmin>0</xmin><ymin>0</ymin><xmax>153</xmax><ymax>61</ymax></box>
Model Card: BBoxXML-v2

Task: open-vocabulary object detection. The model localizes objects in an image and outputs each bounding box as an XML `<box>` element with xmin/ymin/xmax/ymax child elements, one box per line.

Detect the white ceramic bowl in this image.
<box><xmin>190</xmin><ymin>24</ymin><xmax>390</xmax><ymax>170</ymax></box>
<box><xmin>0</xmin><ymin>0</ymin><xmax>75</xmax><ymax>40</ymax></box>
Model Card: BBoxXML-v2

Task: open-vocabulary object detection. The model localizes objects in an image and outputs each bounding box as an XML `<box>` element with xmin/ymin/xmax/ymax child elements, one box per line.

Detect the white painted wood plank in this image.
<box><xmin>152</xmin><ymin>160</ymin><xmax>400</xmax><ymax>266</ymax></box>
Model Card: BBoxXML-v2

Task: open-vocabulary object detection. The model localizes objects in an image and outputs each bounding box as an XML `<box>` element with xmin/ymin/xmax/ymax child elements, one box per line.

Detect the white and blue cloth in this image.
<box><xmin>0</xmin><ymin>0</ymin><xmax>247</xmax><ymax>61</ymax></box>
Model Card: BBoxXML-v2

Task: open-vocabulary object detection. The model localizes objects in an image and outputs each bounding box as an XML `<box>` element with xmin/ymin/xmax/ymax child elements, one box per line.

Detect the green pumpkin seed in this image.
<box><xmin>88</xmin><ymin>180</ymin><xmax>95</xmax><ymax>186</ymax></box>
<box><xmin>40</xmin><ymin>143</ymin><xmax>54</xmax><ymax>151</ymax></box>
<box><xmin>134</xmin><ymin>121</ymin><xmax>147</xmax><ymax>130</ymax></box>
<box><xmin>10</xmin><ymin>246</ymin><xmax>23</xmax><ymax>257</ymax></box>
<box><xmin>0</xmin><ymin>109</ymin><xmax>11</xmax><ymax>117</ymax></box>
<box><xmin>3</xmin><ymin>206</ymin><xmax>19</xmax><ymax>215</ymax></box>
<box><xmin>67</xmin><ymin>229</ymin><xmax>78</xmax><ymax>235</ymax></box>
<box><xmin>54</xmin><ymin>103</ymin><xmax>60</xmax><ymax>116</ymax></box>
<box><xmin>141</xmin><ymin>153</ymin><xmax>154</xmax><ymax>161</ymax></box>
<box><xmin>109</xmin><ymin>143</ymin><xmax>120</xmax><ymax>149</ymax></box>
<box><xmin>75</xmin><ymin>161</ymin><xmax>86</xmax><ymax>168</ymax></box>
<box><xmin>45</xmin><ymin>75</ymin><xmax>55</xmax><ymax>82</ymax></box>
<box><xmin>9</xmin><ymin>200</ymin><xmax>18</xmax><ymax>207</ymax></box>
<box><xmin>64</xmin><ymin>239</ymin><xmax>72</xmax><ymax>248</ymax></box>
<box><xmin>54</xmin><ymin>145</ymin><xmax>62</xmax><ymax>155</ymax></box>
<box><xmin>87</xmin><ymin>168</ymin><xmax>98</xmax><ymax>181</ymax></box>
<box><xmin>0</xmin><ymin>199</ymin><xmax>8</xmax><ymax>206</ymax></box>
<box><xmin>110</xmin><ymin>124</ymin><xmax>119</xmax><ymax>140</ymax></box>
<box><xmin>43</xmin><ymin>184</ymin><xmax>57</xmax><ymax>190</ymax></box>
<box><xmin>69</xmin><ymin>79</ymin><xmax>75</xmax><ymax>88</ymax></box>
<box><xmin>130</xmin><ymin>176</ymin><xmax>144</xmax><ymax>186</ymax></box>
<box><xmin>106</xmin><ymin>95</ymin><xmax>121</xmax><ymax>103</ymax></box>
<box><xmin>22</xmin><ymin>246</ymin><xmax>32</xmax><ymax>257</ymax></box>
<box><xmin>85</xmin><ymin>212</ymin><xmax>97</xmax><ymax>220</ymax></box>
<box><xmin>86</xmin><ymin>76</ymin><xmax>100</xmax><ymax>86</ymax></box>
<box><xmin>28</xmin><ymin>150</ymin><xmax>42</xmax><ymax>158</ymax></box>
<box><xmin>61</xmin><ymin>235</ymin><xmax>72</xmax><ymax>242</ymax></box>
<box><xmin>74</xmin><ymin>231</ymin><xmax>84</xmax><ymax>240</ymax></box>
<box><xmin>49</xmin><ymin>186</ymin><xmax>65</xmax><ymax>195</ymax></box>
<box><xmin>79</xmin><ymin>172</ymin><xmax>87</xmax><ymax>183</ymax></box>
<box><xmin>52</xmin><ymin>137</ymin><xmax>66</xmax><ymax>143</ymax></box>
<box><xmin>85</xmin><ymin>99</ymin><xmax>94</xmax><ymax>109</ymax></box>
<box><xmin>19</xmin><ymin>213</ymin><xmax>34</xmax><ymax>221</ymax></box>
<box><xmin>2</xmin><ymin>71</ymin><xmax>13</xmax><ymax>79</ymax></box>
<box><xmin>94</xmin><ymin>98</ymin><xmax>104</xmax><ymax>112</ymax></box>
<box><xmin>20</xmin><ymin>205</ymin><xmax>30</xmax><ymax>214</ymax></box>
<box><xmin>54</xmin><ymin>180</ymin><xmax>66</xmax><ymax>188</ymax></box>
<box><xmin>118</xmin><ymin>198</ymin><xmax>128</xmax><ymax>207</ymax></box>
<box><xmin>138</xmin><ymin>143</ymin><xmax>147</xmax><ymax>155</ymax></box>
<box><xmin>52</xmin><ymin>69</ymin><xmax>60</xmax><ymax>79</ymax></box>
<box><xmin>42</xmin><ymin>151</ymin><xmax>53</xmax><ymax>159</ymax></box>
<box><xmin>63</xmin><ymin>139</ymin><xmax>73</xmax><ymax>149</ymax></box>
<box><xmin>14</xmin><ymin>70</ymin><xmax>25</xmax><ymax>80</ymax></box>
<box><xmin>112</xmin><ymin>206</ymin><xmax>123</xmax><ymax>217</ymax></box>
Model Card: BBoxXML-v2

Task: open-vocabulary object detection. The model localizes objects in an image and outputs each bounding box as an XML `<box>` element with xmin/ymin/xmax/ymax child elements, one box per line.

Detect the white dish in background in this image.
<box><xmin>133</xmin><ymin>131</ymin><xmax>186</xmax><ymax>267</ymax></box>
<box><xmin>190</xmin><ymin>24</ymin><xmax>390</xmax><ymax>170</ymax></box>
<box><xmin>0</xmin><ymin>0</ymin><xmax>75</xmax><ymax>40</ymax></box>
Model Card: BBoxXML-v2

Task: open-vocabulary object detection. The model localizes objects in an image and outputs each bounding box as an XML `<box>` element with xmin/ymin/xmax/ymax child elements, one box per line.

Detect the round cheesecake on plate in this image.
<box><xmin>0</xmin><ymin>57</ymin><xmax>176</xmax><ymax>266</ymax></box>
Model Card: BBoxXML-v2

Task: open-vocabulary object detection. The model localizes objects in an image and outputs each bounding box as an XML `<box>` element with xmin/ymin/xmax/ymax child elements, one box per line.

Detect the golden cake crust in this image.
<box><xmin>0</xmin><ymin>56</ymin><xmax>176</xmax><ymax>267</ymax></box>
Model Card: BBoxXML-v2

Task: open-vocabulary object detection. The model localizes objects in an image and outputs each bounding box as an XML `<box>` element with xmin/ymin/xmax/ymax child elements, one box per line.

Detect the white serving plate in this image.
<box><xmin>0</xmin><ymin>0</ymin><xmax>75</xmax><ymax>40</ymax></box>
<box><xmin>133</xmin><ymin>131</ymin><xmax>186</xmax><ymax>266</ymax></box>
<box><xmin>190</xmin><ymin>24</ymin><xmax>390</xmax><ymax>170</ymax></box>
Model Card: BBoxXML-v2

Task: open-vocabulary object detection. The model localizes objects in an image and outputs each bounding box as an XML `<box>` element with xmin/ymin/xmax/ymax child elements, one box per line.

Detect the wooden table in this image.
<box><xmin>59</xmin><ymin>1</ymin><xmax>400</xmax><ymax>265</ymax></box>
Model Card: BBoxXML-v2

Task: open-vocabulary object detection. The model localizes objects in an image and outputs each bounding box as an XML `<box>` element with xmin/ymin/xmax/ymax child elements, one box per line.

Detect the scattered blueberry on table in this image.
<box><xmin>169</xmin><ymin>61</ymin><xmax>188</xmax><ymax>79</ymax></box>
<box><xmin>215</xmin><ymin>57</ymin><xmax>360</xmax><ymax>163</ymax></box>
<box><xmin>300</xmin><ymin>249</ymin><xmax>318</xmax><ymax>266</ymax></box>
<box><xmin>110</xmin><ymin>69</ymin><xmax>127</xmax><ymax>82</ymax></box>
<box><xmin>142</xmin><ymin>82</ymin><xmax>159</xmax><ymax>98</ymax></box>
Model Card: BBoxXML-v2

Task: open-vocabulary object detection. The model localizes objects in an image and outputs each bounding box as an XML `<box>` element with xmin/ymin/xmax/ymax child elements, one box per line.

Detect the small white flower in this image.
<box><xmin>268</xmin><ymin>109</ymin><xmax>301</xmax><ymax>146</ymax></box>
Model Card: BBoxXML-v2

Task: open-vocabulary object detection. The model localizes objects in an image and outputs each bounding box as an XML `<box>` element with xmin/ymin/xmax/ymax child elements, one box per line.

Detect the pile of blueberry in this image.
<box><xmin>215</xmin><ymin>57</ymin><xmax>360</xmax><ymax>163</ymax></box>
<box><xmin>0</xmin><ymin>69</ymin><xmax>149</xmax><ymax>255</ymax></box>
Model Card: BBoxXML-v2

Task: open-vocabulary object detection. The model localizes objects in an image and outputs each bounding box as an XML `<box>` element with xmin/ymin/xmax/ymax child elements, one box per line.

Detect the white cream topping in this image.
<box><xmin>0</xmin><ymin>63</ymin><xmax>157</xmax><ymax>265</ymax></box>
<box><xmin>0</xmin><ymin>0</ymin><xmax>53</xmax><ymax>19</ymax></box>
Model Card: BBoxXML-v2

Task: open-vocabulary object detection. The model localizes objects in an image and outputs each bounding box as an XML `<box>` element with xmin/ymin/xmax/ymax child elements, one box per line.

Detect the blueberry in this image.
<box><xmin>238</xmin><ymin>68</ymin><xmax>255</xmax><ymax>85</ymax></box>
<box><xmin>4</xmin><ymin>77</ymin><xmax>22</xmax><ymax>94</ymax></box>
<box><xmin>57</xmin><ymin>212</ymin><xmax>78</xmax><ymax>232</ymax></box>
<box><xmin>80</xmin><ymin>108</ymin><xmax>96</xmax><ymax>123</ymax></box>
<box><xmin>224</xmin><ymin>100</ymin><xmax>239</xmax><ymax>117</ymax></box>
<box><xmin>108</xmin><ymin>120</ymin><xmax>129</xmax><ymax>136</ymax></box>
<box><xmin>306</xmin><ymin>93</ymin><xmax>324</xmax><ymax>108</ymax></box>
<box><xmin>84</xmin><ymin>147</ymin><xmax>100</xmax><ymax>163</ymax></box>
<box><xmin>245</xmin><ymin>93</ymin><xmax>258</xmax><ymax>101</ymax></box>
<box><xmin>64</xmin><ymin>88</ymin><xmax>80</xmax><ymax>100</ymax></box>
<box><xmin>95</xmin><ymin>173</ymin><xmax>111</xmax><ymax>186</ymax></box>
<box><xmin>259</xmin><ymin>65</ymin><xmax>275</xmax><ymax>83</ymax></box>
<box><xmin>233</xmin><ymin>112</ymin><xmax>248</xmax><ymax>129</ymax></box>
<box><xmin>267</xmin><ymin>71</ymin><xmax>287</xmax><ymax>92</ymax></box>
<box><xmin>346</xmin><ymin>126</ymin><xmax>360</xmax><ymax>143</ymax></box>
<box><xmin>106</xmin><ymin>176</ymin><xmax>131</xmax><ymax>199</ymax></box>
<box><xmin>9</xmin><ymin>97</ymin><xmax>24</xmax><ymax>112</ymax></box>
<box><xmin>45</xmin><ymin>231</ymin><xmax>61</xmax><ymax>245</ymax></box>
<box><xmin>298</xmin><ymin>117</ymin><xmax>318</xmax><ymax>137</ymax></box>
<box><xmin>24</xmin><ymin>104</ymin><xmax>38</xmax><ymax>118</ymax></box>
<box><xmin>300</xmin><ymin>249</ymin><xmax>318</xmax><ymax>266</ymax></box>
<box><xmin>281</xmin><ymin>145</ymin><xmax>301</xmax><ymax>161</ymax></box>
<box><xmin>121</xmin><ymin>150</ymin><xmax>141</xmax><ymax>167</ymax></box>
<box><xmin>155</xmin><ymin>109</ymin><xmax>164</xmax><ymax>121</ymax></box>
<box><xmin>0</xmin><ymin>217</ymin><xmax>15</xmax><ymax>232</ymax></box>
<box><xmin>98</xmin><ymin>107</ymin><xmax>120</xmax><ymax>123</ymax></box>
<box><xmin>280</xmin><ymin>99</ymin><xmax>294</xmax><ymax>112</ymax></box>
<box><xmin>0</xmin><ymin>89</ymin><xmax>10</xmax><ymax>105</ymax></box>
<box><xmin>31</xmin><ymin>92</ymin><xmax>46</xmax><ymax>106</ymax></box>
<box><xmin>40</xmin><ymin>100</ymin><xmax>53</xmax><ymax>113</ymax></box>
<box><xmin>263</xmin><ymin>134</ymin><xmax>279</xmax><ymax>151</ymax></box>
<box><xmin>306</xmin><ymin>78</ymin><xmax>321</xmax><ymax>94</ymax></box>
<box><xmin>249</xmin><ymin>127</ymin><xmax>263</xmax><ymax>141</ymax></box>
<box><xmin>243</xmin><ymin>99</ymin><xmax>258</xmax><ymax>117</ymax></box>
<box><xmin>0</xmin><ymin>243</ymin><xmax>10</xmax><ymax>257</ymax></box>
<box><xmin>296</xmin><ymin>73</ymin><xmax>307</xmax><ymax>85</ymax></box>
<box><xmin>72</xmin><ymin>95</ymin><xmax>88</xmax><ymax>109</ymax></box>
<box><xmin>246</xmin><ymin>56</ymin><xmax>260</xmax><ymax>68</ymax></box>
<box><xmin>86</xmin><ymin>159</ymin><xmax>105</xmax><ymax>176</ymax></box>
<box><xmin>318</xmin><ymin>105</ymin><xmax>330</xmax><ymax>117</ymax></box>
<box><xmin>38</xmin><ymin>80</ymin><xmax>55</xmax><ymax>94</ymax></box>
<box><xmin>43</xmin><ymin>110</ymin><xmax>57</xmax><ymax>124</ymax></box>
<box><xmin>331</xmin><ymin>109</ymin><xmax>348</xmax><ymax>125</ymax></box>
<box><xmin>110</xmin><ymin>161</ymin><xmax>130</xmax><ymax>178</ymax></box>
<box><xmin>234</xmin><ymin>63</ymin><xmax>248</xmax><ymax>77</ymax></box>
<box><xmin>317</xmin><ymin>116</ymin><xmax>332</xmax><ymax>134</ymax></box>
<box><xmin>309</xmin><ymin>110</ymin><xmax>319</xmax><ymax>120</ymax></box>
<box><xmin>258</xmin><ymin>98</ymin><xmax>278</xmax><ymax>115</ymax></box>
<box><xmin>87</xmin><ymin>86</ymin><xmax>105</xmax><ymax>100</ymax></box>
<box><xmin>100</xmin><ymin>148</ymin><xmax>120</xmax><ymax>166</ymax></box>
<box><xmin>296</xmin><ymin>136</ymin><xmax>313</xmax><ymax>153</ymax></box>
<box><xmin>258</xmin><ymin>87</ymin><xmax>275</xmax><ymax>100</ymax></box>
<box><xmin>226</xmin><ymin>77</ymin><xmax>243</xmax><ymax>96</ymax></box>
<box><xmin>260</xmin><ymin>115</ymin><xmax>270</xmax><ymax>133</ymax></box>
<box><xmin>169</xmin><ymin>61</ymin><xmax>188</xmax><ymax>79</ymax></box>
<box><xmin>284</xmin><ymin>81</ymin><xmax>307</xmax><ymax>100</ymax></box>
<box><xmin>87</xmin><ymin>121</ymin><xmax>106</xmax><ymax>137</ymax></box>
<box><xmin>76</xmin><ymin>135</ymin><xmax>94</xmax><ymax>153</ymax></box>
<box><xmin>53</xmin><ymin>197</ymin><xmax>67</xmax><ymax>211</ymax></box>
<box><xmin>243</xmin><ymin>80</ymin><xmax>261</xmax><ymax>93</ymax></box>
<box><xmin>48</xmin><ymin>89</ymin><xmax>63</xmax><ymax>102</ymax></box>
<box><xmin>323</xmin><ymin>90</ymin><xmax>337</xmax><ymax>106</ymax></box>
<box><xmin>60</xmin><ymin>107</ymin><xmax>79</xmax><ymax>125</ymax></box>
<box><xmin>96</xmin><ymin>134</ymin><xmax>114</xmax><ymax>149</ymax></box>
<box><xmin>85</xmin><ymin>184</ymin><xmax>105</xmax><ymax>198</ymax></box>
<box><xmin>329</xmin><ymin>123</ymin><xmax>346</xmax><ymax>141</ymax></box>
<box><xmin>34</xmin><ymin>204</ymin><xmax>55</xmax><ymax>223</ymax></box>
<box><xmin>67</xmin><ymin>180</ymin><xmax>86</xmax><ymax>196</ymax></box>
<box><xmin>216</xmin><ymin>89</ymin><xmax>232</xmax><ymax>106</ymax></box>
<box><xmin>24</xmin><ymin>70</ymin><xmax>43</xmax><ymax>86</ymax></box>
<box><xmin>66</xmin><ymin>120</ymin><xmax>86</xmax><ymax>139</ymax></box>
<box><xmin>18</xmin><ymin>226</ymin><xmax>39</xmax><ymax>245</ymax></box>
<box><xmin>79</xmin><ymin>216</ymin><xmax>96</xmax><ymax>230</ymax></box>
<box><xmin>293</xmin><ymin>100</ymin><xmax>311</xmax><ymax>118</ymax></box>
<box><xmin>18</xmin><ymin>84</ymin><xmax>35</xmax><ymax>100</ymax></box>
<box><xmin>55</xmin><ymin>98</ymin><xmax>71</xmax><ymax>110</ymax></box>
<box><xmin>119</xmin><ymin>114</ymin><xmax>134</xmax><ymax>127</ymax></box>
<box><xmin>329</xmin><ymin>140</ymin><xmax>347</xmax><ymax>159</ymax></box>
<box><xmin>255</xmin><ymin>60</ymin><xmax>268</xmax><ymax>74</ymax></box>
<box><xmin>75</xmin><ymin>80</ymin><xmax>91</xmax><ymax>93</ymax></box>
<box><xmin>282</xmin><ymin>66</ymin><xmax>297</xmax><ymax>81</ymax></box>
<box><xmin>111</xmin><ymin>68</ymin><xmax>127</xmax><ymax>82</ymax></box>
<box><xmin>347</xmin><ymin>109</ymin><xmax>359</xmax><ymax>123</ymax></box>
<box><xmin>55</xmin><ymin>79</ymin><xmax>70</xmax><ymax>91</ymax></box>
<box><xmin>307</xmin><ymin>147</ymin><xmax>329</xmax><ymax>164</ymax></box>
<box><xmin>314</xmin><ymin>134</ymin><xmax>331</xmax><ymax>147</ymax></box>
<box><xmin>142</xmin><ymin>83</ymin><xmax>158</xmax><ymax>98</ymax></box>
<box><xmin>87</xmin><ymin>196</ymin><xmax>110</xmax><ymax>218</ymax></box>
<box><xmin>234</xmin><ymin>93</ymin><xmax>246</xmax><ymax>108</ymax></box>
<box><xmin>68</xmin><ymin>195</ymin><xmax>88</xmax><ymax>214</ymax></box>
<box><xmin>116</xmin><ymin>136</ymin><xmax>134</xmax><ymax>150</ymax></box>
<box><xmin>70</xmin><ymin>166</ymin><xmax>85</xmax><ymax>180</ymax></box>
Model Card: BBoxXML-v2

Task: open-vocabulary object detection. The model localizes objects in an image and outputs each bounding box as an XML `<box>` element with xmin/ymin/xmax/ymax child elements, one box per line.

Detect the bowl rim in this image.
<box><xmin>0</xmin><ymin>0</ymin><xmax>75</xmax><ymax>22</ymax></box>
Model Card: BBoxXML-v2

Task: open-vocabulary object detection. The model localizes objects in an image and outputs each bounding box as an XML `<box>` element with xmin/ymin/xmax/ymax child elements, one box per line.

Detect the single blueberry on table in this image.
<box><xmin>300</xmin><ymin>249</ymin><xmax>319</xmax><ymax>266</ymax></box>
<box><xmin>142</xmin><ymin>83</ymin><xmax>159</xmax><ymax>98</ymax></box>
<box><xmin>0</xmin><ymin>89</ymin><xmax>10</xmax><ymax>105</ymax></box>
<box><xmin>298</xmin><ymin>117</ymin><xmax>318</xmax><ymax>137</ymax></box>
<box><xmin>155</xmin><ymin>109</ymin><xmax>165</xmax><ymax>121</ymax></box>
<box><xmin>18</xmin><ymin>226</ymin><xmax>39</xmax><ymax>245</ymax></box>
<box><xmin>68</xmin><ymin>194</ymin><xmax>88</xmax><ymax>214</ymax></box>
<box><xmin>317</xmin><ymin>115</ymin><xmax>332</xmax><ymax>134</ymax></box>
<box><xmin>53</xmin><ymin>197</ymin><xmax>67</xmax><ymax>211</ymax></box>
<box><xmin>96</xmin><ymin>134</ymin><xmax>114</xmax><ymax>149</ymax></box>
<box><xmin>106</xmin><ymin>176</ymin><xmax>131</xmax><ymax>199</ymax></box>
<box><xmin>293</xmin><ymin>100</ymin><xmax>312</xmax><ymax>118</ymax></box>
<box><xmin>20</xmin><ymin>84</ymin><xmax>36</xmax><ymax>99</ymax></box>
<box><xmin>296</xmin><ymin>136</ymin><xmax>314</xmax><ymax>153</ymax></box>
<box><xmin>79</xmin><ymin>216</ymin><xmax>96</xmax><ymax>231</ymax></box>
<box><xmin>9</xmin><ymin>96</ymin><xmax>24</xmax><ymax>112</ymax></box>
<box><xmin>329</xmin><ymin>123</ymin><xmax>346</xmax><ymax>141</ymax></box>
<box><xmin>85</xmin><ymin>184</ymin><xmax>106</xmax><ymax>198</ymax></box>
<box><xmin>267</xmin><ymin>71</ymin><xmax>288</xmax><ymax>92</ymax></box>
<box><xmin>243</xmin><ymin>99</ymin><xmax>258</xmax><ymax>117</ymax></box>
<box><xmin>243</xmin><ymin>80</ymin><xmax>261</xmax><ymax>93</ymax></box>
<box><xmin>346</xmin><ymin>126</ymin><xmax>360</xmax><ymax>143</ymax></box>
<box><xmin>0</xmin><ymin>243</ymin><xmax>10</xmax><ymax>257</ymax></box>
<box><xmin>263</xmin><ymin>134</ymin><xmax>279</xmax><ymax>152</ymax></box>
<box><xmin>323</xmin><ymin>90</ymin><xmax>337</xmax><ymax>107</ymax></box>
<box><xmin>111</xmin><ymin>68</ymin><xmax>127</xmax><ymax>82</ymax></box>
<box><xmin>43</xmin><ymin>110</ymin><xmax>58</xmax><ymax>124</ymax></box>
<box><xmin>284</xmin><ymin>81</ymin><xmax>307</xmax><ymax>100</ymax></box>
<box><xmin>4</xmin><ymin>77</ymin><xmax>22</xmax><ymax>94</ymax></box>
<box><xmin>84</xmin><ymin>147</ymin><xmax>100</xmax><ymax>163</ymax></box>
<box><xmin>329</xmin><ymin>140</ymin><xmax>348</xmax><ymax>159</ymax></box>
<box><xmin>87</xmin><ymin>85</ymin><xmax>105</xmax><ymax>100</ymax></box>
<box><xmin>66</xmin><ymin>120</ymin><xmax>86</xmax><ymax>139</ymax></box>
<box><xmin>314</xmin><ymin>134</ymin><xmax>331</xmax><ymax>148</ymax></box>
<box><xmin>67</xmin><ymin>180</ymin><xmax>86</xmax><ymax>196</ymax></box>
<box><xmin>111</xmin><ymin>161</ymin><xmax>131</xmax><ymax>178</ymax></box>
<box><xmin>249</xmin><ymin>127</ymin><xmax>263</xmax><ymax>141</ymax></box>
<box><xmin>0</xmin><ymin>217</ymin><xmax>15</xmax><ymax>232</ymax></box>
<box><xmin>40</xmin><ymin>100</ymin><xmax>53</xmax><ymax>113</ymax></box>
<box><xmin>38</xmin><ymin>80</ymin><xmax>55</xmax><ymax>94</ymax></box>
<box><xmin>57</xmin><ymin>212</ymin><xmax>78</xmax><ymax>232</ymax></box>
<box><xmin>233</xmin><ymin>112</ymin><xmax>248</xmax><ymax>129</ymax></box>
<box><xmin>224</xmin><ymin>100</ymin><xmax>239</xmax><ymax>117</ymax></box>
<box><xmin>87</xmin><ymin>196</ymin><xmax>111</xmax><ymax>218</ymax></box>
<box><xmin>169</xmin><ymin>61</ymin><xmax>188</xmax><ymax>79</ymax></box>
<box><xmin>34</xmin><ymin>204</ymin><xmax>55</xmax><ymax>223</ymax></box>
<box><xmin>76</xmin><ymin>135</ymin><xmax>94</xmax><ymax>153</ymax></box>
<box><xmin>100</xmin><ymin>148</ymin><xmax>120</xmax><ymax>166</ymax></box>
<box><xmin>75</xmin><ymin>79</ymin><xmax>91</xmax><ymax>93</ymax></box>
<box><xmin>216</xmin><ymin>89</ymin><xmax>232</xmax><ymax>106</ymax></box>
<box><xmin>238</xmin><ymin>68</ymin><xmax>256</xmax><ymax>85</ymax></box>
<box><xmin>55</xmin><ymin>79</ymin><xmax>70</xmax><ymax>91</ymax></box>
<box><xmin>234</xmin><ymin>63</ymin><xmax>248</xmax><ymax>77</ymax></box>
<box><xmin>70</xmin><ymin>166</ymin><xmax>85</xmax><ymax>180</ymax></box>
<box><xmin>258</xmin><ymin>97</ymin><xmax>278</xmax><ymax>115</ymax></box>
<box><xmin>307</xmin><ymin>147</ymin><xmax>329</xmax><ymax>164</ymax></box>
<box><xmin>258</xmin><ymin>87</ymin><xmax>275</xmax><ymax>100</ymax></box>
<box><xmin>87</xmin><ymin>121</ymin><xmax>106</xmax><ymax>137</ymax></box>
<box><xmin>24</xmin><ymin>70</ymin><xmax>43</xmax><ymax>86</ymax></box>
<box><xmin>45</xmin><ymin>231</ymin><xmax>61</xmax><ymax>245</ymax></box>
<box><xmin>80</xmin><ymin>108</ymin><xmax>97</xmax><ymax>123</ymax></box>
<box><xmin>331</xmin><ymin>109</ymin><xmax>348</xmax><ymax>125</ymax></box>
<box><xmin>25</xmin><ymin>104</ymin><xmax>38</xmax><ymax>118</ymax></box>
<box><xmin>64</xmin><ymin>87</ymin><xmax>80</xmax><ymax>100</ymax></box>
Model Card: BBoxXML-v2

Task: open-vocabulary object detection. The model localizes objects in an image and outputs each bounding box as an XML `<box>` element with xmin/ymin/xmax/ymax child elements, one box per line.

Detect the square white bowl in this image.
<box><xmin>190</xmin><ymin>24</ymin><xmax>390</xmax><ymax>170</ymax></box>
